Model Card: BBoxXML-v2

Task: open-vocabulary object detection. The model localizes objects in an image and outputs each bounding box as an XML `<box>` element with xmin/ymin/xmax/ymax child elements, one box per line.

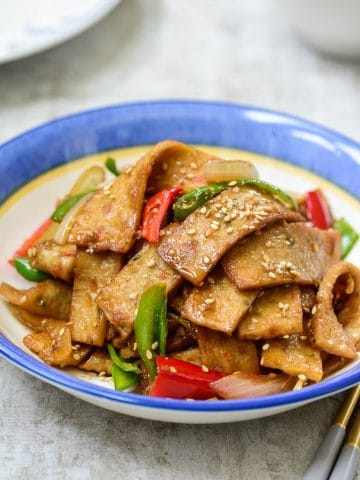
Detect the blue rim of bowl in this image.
<box><xmin>0</xmin><ymin>99</ymin><xmax>359</xmax><ymax>412</ymax></box>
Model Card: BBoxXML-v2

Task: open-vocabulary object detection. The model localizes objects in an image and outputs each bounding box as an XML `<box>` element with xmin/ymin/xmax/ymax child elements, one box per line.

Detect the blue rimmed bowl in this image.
<box><xmin>0</xmin><ymin>100</ymin><xmax>359</xmax><ymax>423</ymax></box>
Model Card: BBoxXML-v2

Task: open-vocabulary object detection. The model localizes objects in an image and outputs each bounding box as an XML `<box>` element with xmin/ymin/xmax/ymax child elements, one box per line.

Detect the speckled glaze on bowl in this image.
<box><xmin>0</xmin><ymin>100</ymin><xmax>359</xmax><ymax>423</ymax></box>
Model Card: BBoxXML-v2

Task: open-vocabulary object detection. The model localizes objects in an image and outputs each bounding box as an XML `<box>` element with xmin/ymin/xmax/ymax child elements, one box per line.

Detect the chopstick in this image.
<box><xmin>329</xmin><ymin>405</ymin><xmax>360</xmax><ymax>480</ymax></box>
<box><xmin>303</xmin><ymin>385</ymin><xmax>360</xmax><ymax>480</ymax></box>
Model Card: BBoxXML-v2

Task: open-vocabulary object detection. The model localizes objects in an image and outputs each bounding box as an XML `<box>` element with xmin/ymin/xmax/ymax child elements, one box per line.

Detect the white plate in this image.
<box><xmin>0</xmin><ymin>101</ymin><xmax>359</xmax><ymax>423</ymax></box>
<box><xmin>1</xmin><ymin>144</ymin><xmax>359</xmax><ymax>423</ymax></box>
<box><xmin>0</xmin><ymin>0</ymin><xmax>120</xmax><ymax>64</ymax></box>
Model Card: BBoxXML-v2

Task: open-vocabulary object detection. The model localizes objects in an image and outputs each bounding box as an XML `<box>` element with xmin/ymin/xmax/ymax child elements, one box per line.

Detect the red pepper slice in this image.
<box><xmin>305</xmin><ymin>190</ymin><xmax>332</xmax><ymax>230</ymax></box>
<box><xmin>150</xmin><ymin>356</ymin><xmax>226</xmax><ymax>400</ymax></box>
<box><xmin>9</xmin><ymin>218</ymin><xmax>53</xmax><ymax>265</ymax></box>
<box><xmin>141</xmin><ymin>187</ymin><xmax>182</xmax><ymax>243</ymax></box>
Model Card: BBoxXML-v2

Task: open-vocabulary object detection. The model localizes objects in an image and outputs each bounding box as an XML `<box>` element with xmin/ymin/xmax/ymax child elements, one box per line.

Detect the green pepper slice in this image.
<box><xmin>50</xmin><ymin>191</ymin><xmax>93</xmax><ymax>223</ymax></box>
<box><xmin>173</xmin><ymin>178</ymin><xmax>297</xmax><ymax>220</ymax></box>
<box><xmin>134</xmin><ymin>283</ymin><xmax>168</xmax><ymax>381</ymax></box>
<box><xmin>107</xmin><ymin>343</ymin><xmax>141</xmax><ymax>374</ymax></box>
<box><xmin>111</xmin><ymin>364</ymin><xmax>138</xmax><ymax>391</ymax></box>
<box><xmin>13</xmin><ymin>257</ymin><xmax>50</xmax><ymax>282</ymax></box>
<box><xmin>152</xmin><ymin>284</ymin><xmax>167</xmax><ymax>356</ymax></box>
<box><xmin>334</xmin><ymin>218</ymin><xmax>359</xmax><ymax>259</ymax></box>
<box><xmin>105</xmin><ymin>157</ymin><xmax>120</xmax><ymax>176</ymax></box>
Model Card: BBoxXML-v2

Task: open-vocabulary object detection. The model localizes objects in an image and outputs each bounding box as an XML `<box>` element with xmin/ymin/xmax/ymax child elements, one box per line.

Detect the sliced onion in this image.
<box><xmin>69</xmin><ymin>166</ymin><xmax>105</xmax><ymax>196</ymax></box>
<box><xmin>53</xmin><ymin>193</ymin><xmax>93</xmax><ymax>245</ymax></box>
<box><xmin>210</xmin><ymin>372</ymin><xmax>291</xmax><ymax>399</ymax></box>
<box><xmin>204</xmin><ymin>160</ymin><xmax>259</xmax><ymax>183</ymax></box>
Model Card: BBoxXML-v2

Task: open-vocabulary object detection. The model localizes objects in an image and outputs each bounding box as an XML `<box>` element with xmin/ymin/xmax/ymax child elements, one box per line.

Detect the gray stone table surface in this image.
<box><xmin>0</xmin><ymin>1</ymin><xmax>359</xmax><ymax>479</ymax></box>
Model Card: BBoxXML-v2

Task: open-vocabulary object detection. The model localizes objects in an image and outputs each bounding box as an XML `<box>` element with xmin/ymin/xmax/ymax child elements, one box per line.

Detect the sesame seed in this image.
<box><xmin>228</xmin><ymin>181</ymin><xmax>237</xmax><ymax>187</ymax></box>
<box><xmin>190</xmin><ymin>162</ymin><xmax>197</xmax><ymax>169</ymax></box>
<box><xmin>233</xmin><ymin>186</ymin><xmax>240</xmax><ymax>193</ymax></box>
<box><xmin>212</xmin><ymin>220</ymin><xmax>220</xmax><ymax>226</ymax></box>
<box><xmin>59</xmin><ymin>328</ymin><xmax>65</xmax><ymax>336</ymax></box>
<box><xmin>224</xmin><ymin>215</ymin><xmax>231</xmax><ymax>223</ymax></box>
<box><xmin>133</xmin><ymin>342</ymin><xmax>137</xmax><ymax>351</ymax></box>
<box><xmin>226</xmin><ymin>227</ymin><xmax>233</xmax><ymax>234</ymax></box>
<box><xmin>19</xmin><ymin>295</ymin><xmax>27</xmax><ymax>304</ymax></box>
<box><xmin>204</xmin><ymin>298</ymin><xmax>215</xmax><ymax>305</ymax></box>
<box><xmin>151</xmin><ymin>341</ymin><xmax>159</xmax><ymax>350</ymax></box>
<box><xmin>124</xmin><ymin>167</ymin><xmax>132</xmax><ymax>174</ymax></box>
<box><xmin>207</xmin><ymin>276</ymin><xmax>215</xmax><ymax>284</ymax></box>
<box><xmin>203</xmin><ymin>256</ymin><xmax>210</xmax><ymax>264</ymax></box>
<box><xmin>180</xmin><ymin>168</ymin><xmax>186</xmax><ymax>174</ymax></box>
<box><xmin>51</xmin><ymin>339</ymin><xmax>56</xmax><ymax>347</ymax></box>
<box><xmin>283</xmin><ymin>335</ymin><xmax>289</xmax><ymax>339</ymax></box>
<box><xmin>201</xmin><ymin>365</ymin><xmax>209</xmax><ymax>372</ymax></box>
<box><xmin>168</xmin><ymin>248</ymin><xmax>176</xmax><ymax>256</ymax></box>
<box><xmin>200</xmin><ymin>207</ymin><xmax>207</xmax><ymax>214</ymax></box>
<box><xmin>146</xmin><ymin>349</ymin><xmax>153</xmax><ymax>360</ymax></box>
<box><xmin>298</xmin><ymin>374</ymin><xmax>307</xmax><ymax>381</ymax></box>
<box><xmin>169</xmin><ymin>366</ymin><xmax>177</xmax><ymax>373</ymax></box>
<box><xmin>300</xmin><ymin>335</ymin><xmax>307</xmax><ymax>340</ymax></box>
<box><xmin>260</xmin><ymin>358</ymin><xmax>264</xmax><ymax>366</ymax></box>
<box><xmin>187</xmin><ymin>228</ymin><xmax>196</xmax><ymax>235</ymax></box>
<box><xmin>73</xmin><ymin>353</ymin><xmax>81</xmax><ymax>360</ymax></box>
<box><xmin>215</xmin><ymin>212</ymin><xmax>223</xmax><ymax>219</ymax></box>
<box><xmin>210</xmin><ymin>223</ymin><xmax>219</xmax><ymax>230</ymax></box>
<box><xmin>262</xmin><ymin>343</ymin><xmax>270</xmax><ymax>351</ymax></box>
<box><xmin>98</xmin><ymin>371</ymin><xmax>106</xmax><ymax>377</ymax></box>
<box><xmin>28</xmin><ymin>247</ymin><xmax>37</xmax><ymax>258</ymax></box>
<box><xmin>311</xmin><ymin>305</ymin><xmax>317</xmax><ymax>314</ymax></box>
<box><xmin>147</xmin><ymin>259</ymin><xmax>156</xmax><ymax>268</ymax></box>
<box><xmin>268</xmin><ymin>272</ymin><xmax>276</xmax><ymax>279</ymax></box>
<box><xmin>278</xmin><ymin>302</ymin><xmax>284</xmax><ymax>309</ymax></box>
<box><xmin>265</xmin><ymin>241</ymin><xmax>272</xmax><ymax>247</ymax></box>
<box><xmin>186</xmin><ymin>173</ymin><xmax>194</xmax><ymax>179</ymax></box>
<box><xmin>41</xmin><ymin>319</ymin><xmax>47</xmax><ymax>326</ymax></box>
<box><xmin>205</xmin><ymin>229</ymin><xmax>212</xmax><ymax>238</ymax></box>
<box><xmin>129</xmin><ymin>292</ymin><xmax>137</xmax><ymax>299</ymax></box>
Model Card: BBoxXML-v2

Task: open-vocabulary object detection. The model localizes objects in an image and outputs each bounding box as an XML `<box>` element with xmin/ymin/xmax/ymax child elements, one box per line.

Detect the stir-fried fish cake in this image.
<box><xmin>2</xmin><ymin>140</ymin><xmax>359</xmax><ymax>401</ymax></box>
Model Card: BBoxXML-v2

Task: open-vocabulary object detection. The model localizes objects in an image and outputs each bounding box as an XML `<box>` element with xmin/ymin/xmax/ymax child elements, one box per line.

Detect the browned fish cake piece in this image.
<box><xmin>238</xmin><ymin>285</ymin><xmax>303</xmax><ymax>340</ymax></box>
<box><xmin>70</xmin><ymin>251</ymin><xmax>123</xmax><ymax>347</ymax></box>
<box><xmin>29</xmin><ymin>241</ymin><xmax>77</xmax><ymax>282</ymax></box>
<box><xmin>197</xmin><ymin>327</ymin><xmax>259</xmax><ymax>374</ymax></box>
<box><xmin>69</xmin><ymin>141</ymin><xmax>220</xmax><ymax>253</ymax></box>
<box><xmin>311</xmin><ymin>261</ymin><xmax>358</xmax><ymax>359</ymax></box>
<box><xmin>147</xmin><ymin>141</ymin><xmax>219</xmax><ymax>193</ymax></box>
<box><xmin>223</xmin><ymin>222</ymin><xmax>340</xmax><ymax>290</ymax></box>
<box><xmin>182</xmin><ymin>266</ymin><xmax>258</xmax><ymax>334</ymax></box>
<box><xmin>96</xmin><ymin>242</ymin><xmax>182</xmax><ymax>341</ymax></box>
<box><xmin>158</xmin><ymin>187</ymin><xmax>303</xmax><ymax>286</ymax></box>
<box><xmin>79</xmin><ymin>349</ymin><xmax>113</xmax><ymax>375</ymax></box>
<box><xmin>261</xmin><ymin>334</ymin><xmax>323</xmax><ymax>382</ymax></box>
<box><xmin>0</xmin><ymin>280</ymin><xmax>72</xmax><ymax>320</ymax></box>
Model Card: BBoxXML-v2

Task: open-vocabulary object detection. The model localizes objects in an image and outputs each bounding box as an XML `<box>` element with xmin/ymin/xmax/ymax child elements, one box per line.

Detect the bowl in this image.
<box><xmin>0</xmin><ymin>100</ymin><xmax>359</xmax><ymax>423</ymax></box>
<box><xmin>276</xmin><ymin>0</ymin><xmax>360</xmax><ymax>58</ymax></box>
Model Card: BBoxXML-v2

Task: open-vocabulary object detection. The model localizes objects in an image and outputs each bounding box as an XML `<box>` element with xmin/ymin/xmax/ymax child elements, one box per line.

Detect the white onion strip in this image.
<box><xmin>204</xmin><ymin>160</ymin><xmax>259</xmax><ymax>183</ymax></box>
<box><xmin>54</xmin><ymin>193</ymin><xmax>93</xmax><ymax>245</ymax></box>
<box><xmin>69</xmin><ymin>166</ymin><xmax>105</xmax><ymax>196</ymax></box>
<box><xmin>210</xmin><ymin>372</ymin><xmax>290</xmax><ymax>399</ymax></box>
